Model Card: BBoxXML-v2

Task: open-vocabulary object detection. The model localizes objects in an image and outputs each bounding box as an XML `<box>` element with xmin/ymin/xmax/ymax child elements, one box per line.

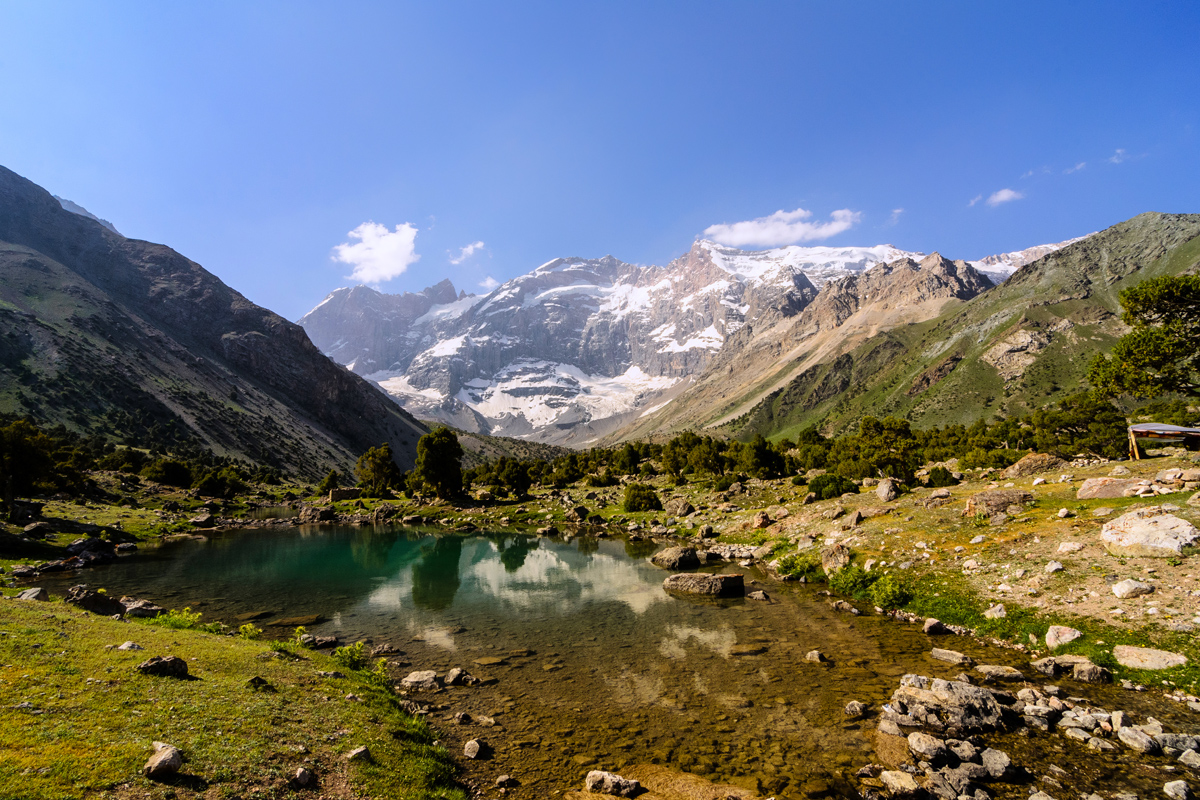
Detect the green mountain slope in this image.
<box><xmin>715</xmin><ymin>212</ymin><xmax>1200</xmax><ymax>440</ymax></box>
<box><xmin>0</xmin><ymin>166</ymin><xmax>427</xmax><ymax>478</ymax></box>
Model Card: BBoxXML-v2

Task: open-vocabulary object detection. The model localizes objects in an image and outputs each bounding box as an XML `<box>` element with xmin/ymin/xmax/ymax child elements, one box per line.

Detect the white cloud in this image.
<box><xmin>1020</xmin><ymin>170</ymin><xmax>1035</xmax><ymax>179</ymax></box>
<box><xmin>968</xmin><ymin>194</ymin><xmax>983</xmax><ymax>207</ymax></box>
<box><xmin>450</xmin><ymin>240</ymin><xmax>486</xmax><ymax>265</ymax></box>
<box><xmin>887</xmin><ymin>208</ymin><xmax>904</xmax><ymax>225</ymax></box>
<box><xmin>985</xmin><ymin>188</ymin><xmax>1024</xmax><ymax>207</ymax></box>
<box><xmin>479</xmin><ymin>276</ymin><xmax>500</xmax><ymax>290</ymax></box>
<box><xmin>1108</xmin><ymin>148</ymin><xmax>1128</xmax><ymax>164</ymax></box>
<box><xmin>1064</xmin><ymin>162</ymin><xmax>1086</xmax><ymax>174</ymax></box>
<box><xmin>703</xmin><ymin>207</ymin><xmax>861</xmax><ymax>247</ymax></box>
<box><xmin>333</xmin><ymin>221</ymin><xmax>420</xmax><ymax>283</ymax></box>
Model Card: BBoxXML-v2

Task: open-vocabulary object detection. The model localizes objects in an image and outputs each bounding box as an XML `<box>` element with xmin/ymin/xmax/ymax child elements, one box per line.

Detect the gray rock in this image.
<box><xmin>983</xmin><ymin>604</ymin><xmax>1006</xmax><ymax>619</ymax></box>
<box><xmin>1180</xmin><ymin>749</ymin><xmax>1200</xmax><ymax>769</ymax></box>
<box><xmin>65</xmin><ymin>585</ymin><xmax>125</xmax><ymax>616</ymax></box>
<box><xmin>1077</xmin><ymin>477</ymin><xmax>1143</xmax><ymax>499</ymax></box>
<box><xmin>974</xmin><ymin>664</ymin><xmax>1023</xmax><ymax>682</ymax></box>
<box><xmin>746</xmin><ymin>590</ymin><xmax>769</xmax><ymax>601</ymax></box>
<box><xmin>1113</xmin><ymin>578</ymin><xmax>1154</xmax><ymax>599</ymax></box>
<box><xmin>1045</xmin><ymin>626</ymin><xmax>1082</xmax><ymax>649</ymax></box>
<box><xmin>982</xmin><ymin>748</ymin><xmax>1012</xmax><ymax>780</ymax></box>
<box><xmin>121</xmin><ymin>599</ymin><xmax>165</xmax><ymax>618</ymax></box>
<box><xmin>142</xmin><ymin>741</ymin><xmax>182</xmax><ymax>780</ymax></box>
<box><xmin>346</xmin><ymin>745</ymin><xmax>372</xmax><ymax>762</ymax></box>
<box><xmin>908</xmin><ymin>731</ymin><xmax>948</xmax><ymax>762</ymax></box>
<box><xmin>650</xmin><ymin>546</ymin><xmax>701</xmax><ymax>570</ymax></box>
<box><xmin>135</xmin><ymin>656</ymin><xmax>189</xmax><ymax>679</ymax></box>
<box><xmin>495</xmin><ymin>774</ymin><xmax>518</xmax><ymax>788</ymax></box>
<box><xmin>16</xmin><ymin>587</ymin><xmax>48</xmax><ymax>602</ymax></box>
<box><xmin>294</xmin><ymin>766</ymin><xmax>313</xmax><ymax>786</ymax></box>
<box><xmin>584</xmin><ymin>770</ymin><xmax>641</xmax><ymax>797</ymax></box>
<box><xmin>1101</xmin><ymin>508</ymin><xmax>1200</xmax><ymax>557</ymax></box>
<box><xmin>463</xmin><ymin>739</ymin><xmax>486</xmax><ymax>759</ymax></box>
<box><xmin>932</xmin><ymin>648</ymin><xmax>974</xmax><ymax>666</ymax></box>
<box><xmin>400</xmin><ymin>670</ymin><xmax>440</xmax><ymax>691</ymax></box>
<box><xmin>116</xmin><ymin>641</ymin><xmax>143</xmax><ymax>651</ymax></box>
<box><xmin>880</xmin><ymin>770</ymin><xmax>921</xmax><ymax>796</ymax></box>
<box><xmin>966</xmin><ymin>490</ymin><xmax>1033</xmax><ymax>517</ymax></box>
<box><xmin>820</xmin><ymin>543</ymin><xmax>851</xmax><ymax>574</ymax></box>
<box><xmin>1088</xmin><ymin>737</ymin><xmax>1116</xmax><ymax>750</ymax></box>
<box><xmin>1114</xmin><ymin>645</ymin><xmax>1187</xmax><ymax>670</ymax></box>
<box><xmin>1044</xmin><ymin>560</ymin><xmax>1064</xmax><ymax>574</ymax></box>
<box><xmin>805</xmin><ymin>650</ymin><xmax>826</xmax><ymax>663</ymax></box>
<box><xmin>662</xmin><ymin>573</ymin><xmax>743</xmax><ymax>597</ymax></box>
<box><xmin>1165</xmin><ymin>781</ymin><xmax>1192</xmax><ymax>800</ymax></box>
<box><xmin>844</xmin><ymin>700</ymin><xmax>867</xmax><ymax>718</ymax></box>
<box><xmin>924</xmin><ymin>618</ymin><xmax>950</xmax><ymax>635</ymax></box>
<box><xmin>877</xmin><ymin>479</ymin><xmax>898</xmax><ymax>503</ymax></box>
<box><xmin>948</xmin><ymin>740</ymin><xmax>978</xmax><ymax>762</ymax></box>
<box><xmin>1118</xmin><ymin>726</ymin><xmax>1161</xmax><ymax>754</ymax></box>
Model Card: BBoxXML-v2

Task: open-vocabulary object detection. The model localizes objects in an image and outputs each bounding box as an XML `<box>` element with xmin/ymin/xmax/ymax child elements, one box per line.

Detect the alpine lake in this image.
<box><xmin>35</xmin><ymin>524</ymin><xmax>1195</xmax><ymax>799</ymax></box>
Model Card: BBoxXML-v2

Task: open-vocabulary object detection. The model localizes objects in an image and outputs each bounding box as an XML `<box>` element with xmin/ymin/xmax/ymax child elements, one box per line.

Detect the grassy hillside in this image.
<box><xmin>717</xmin><ymin>212</ymin><xmax>1200</xmax><ymax>441</ymax></box>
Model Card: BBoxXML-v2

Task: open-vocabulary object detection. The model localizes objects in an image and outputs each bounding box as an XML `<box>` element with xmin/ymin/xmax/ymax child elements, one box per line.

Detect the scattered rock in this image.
<box><xmin>1118</xmin><ymin>726</ymin><xmax>1161</xmax><ymax>754</ymax></box>
<box><xmin>1056</xmin><ymin>542</ymin><xmax>1083</xmax><ymax>553</ymax></box>
<box><xmin>1165</xmin><ymin>781</ymin><xmax>1192</xmax><ymax>800</ymax></box>
<box><xmin>965</xmin><ymin>490</ymin><xmax>1033</xmax><ymax>517</ymax></box>
<box><xmin>1101</xmin><ymin>508</ymin><xmax>1200</xmax><ymax>557</ymax></box>
<box><xmin>983</xmin><ymin>603</ymin><xmax>1006</xmax><ymax>619</ymax></box>
<box><xmin>877</xmin><ymin>479</ymin><xmax>898</xmax><ymax>503</ymax></box>
<box><xmin>121</xmin><ymin>598</ymin><xmax>165</xmax><ymax>618</ymax></box>
<box><xmin>907</xmin><ymin>731</ymin><xmax>948</xmax><ymax>762</ymax></box>
<box><xmin>294</xmin><ymin>766</ymin><xmax>313</xmax><ymax>786</ymax></box>
<box><xmin>829</xmin><ymin>599</ymin><xmax>860</xmax><ymax>615</ymax></box>
<box><xmin>981</xmin><ymin>747</ymin><xmax>1012</xmax><ymax>779</ymax></box>
<box><xmin>1077</xmin><ymin>477</ymin><xmax>1144</xmax><ymax>500</ymax></box>
<box><xmin>1002</xmin><ymin>452</ymin><xmax>1066</xmax><ymax>478</ymax></box>
<box><xmin>1114</xmin><ymin>645</ymin><xmax>1188</xmax><ymax>670</ymax></box>
<box><xmin>1044</xmin><ymin>560</ymin><xmax>1064</xmax><ymax>574</ymax></box>
<box><xmin>135</xmin><ymin>656</ymin><xmax>189</xmax><ymax>679</ymax></box>
<box><xmin>923</xmin><ymin>618</ymin><xmax>950</xmax><ymax>635</ymax></box>
<box><xmin>464</xmin><ymin>739</ymin><xmax>488</xmax><ymax>759</ymax></box>
<box><xmin>116</xmin><ymin>641</ymin><xmax>143</xmax><ymax>651</ymax></box>
<box><xmin>879</xmin><ymin>770</ymin><xmax>921</xmax><ymax>796</ymax></box>
<box><xmin>142</xmin><ymin>741</ymin><xmax>182</xmax><ymax>780</ymax></box>
<box><xmin>65</xmin><ymin>585</ymin><xmax>126</xmax><ymax>616</ymax></box>
<box><xmin>346</xmin><ymin>745</ymin><xmax>372</xmax><ymax>762</ymax></box>
<box><xmin>931</xmin><ymin>648</ymin><xmax>974</xmax><ymax>666</ymax></box>
<box><xmin>821</xmin><ymin>543</ymin><xmax>851</xmax><ymax>575</ymax></box>
<box><xmin>495</xmin><ymin>774</ymin><xmax>518</xmax><ymax>788</ymax></box>
<box><xmin>662</xmin><ymin>573</ymin><xmax>743</xmax><ymax>597</ymax></box>
<box><xmin>845</xmin><ymin>700</ymin><xmax>868</xmax><ymax>718</ymax></box>
<box><xmin>650</xmin><ymin>546</ymin><xmax>700</xmax><ymax>570</ymax></box>
<box><xmin>1045</xmin><ymin>626</ymin><xmax>1082</xmax><ymax>649</ymax></box>
<box><xmin>584</xmin><ymin>769</ymin><xmax>641</xmax><ymax>797</ymax></box>
<box><xmin>805</xmin><ymin>650</ymin><xmax>826</xmax><ymax>663</ymax></box>
<box><xmin>16</xmin><ymin>587</ymin><xmax>48</xmax><ymax>602</ymax></box>
<box><xmin>1113</xmin><ymin>579</ymin><xmax>1155</xmax><ymax>599</ymax></box>
<box><xmin>400</xmin><ymin>671</ymin><xmax>441</xmax><ymax>691</ymax></box>
<box><xmin>746</xmin><ymin>590</ymin><xmax>769</xmax><ymax>601</ymax></box>
<box><xmin>974</xmin><ymin>664</ymin><xmax>1023</xmax><ymax>682</ymax></box>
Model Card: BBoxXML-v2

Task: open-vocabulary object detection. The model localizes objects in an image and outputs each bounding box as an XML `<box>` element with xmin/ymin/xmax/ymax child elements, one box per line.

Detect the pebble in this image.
<box><xmin>1045</xmin><ymin>561</ymin><xmax>1064</xmax><ymax>574</ymax></box>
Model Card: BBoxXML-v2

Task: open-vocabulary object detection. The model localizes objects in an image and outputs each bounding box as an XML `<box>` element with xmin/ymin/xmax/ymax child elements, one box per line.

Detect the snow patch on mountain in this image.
<box><xmin>970</xmin><ymin>234</ymin><xmax>1094</xmax><ymax>283</ymax></box>
<box><xmin>698</xmin><ymin>240</ymin><xmax>923</xmax><ymax>287</ymax></box>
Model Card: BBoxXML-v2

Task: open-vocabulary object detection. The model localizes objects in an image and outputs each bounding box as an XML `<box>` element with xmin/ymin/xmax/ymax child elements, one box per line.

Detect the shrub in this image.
<box><xmin>149</xmin><ymin>607</ymin><xmax>223</xmax><ymax>634</ymax></box>
<box><xmin>870</xmin><ymin>574</ymin><xmax>913</xmax><ymax>609</ymax></box>
<box><xmin>775</xmin><ymin>549</ymin><xmax>824</xmax><ymax>581</ymax></box>
<box><xmin>808</xmin><ymin>473</ymin><xmax>859</xmax><ymax>500</ymax></box>
<box><xmin>790</xmin><ymin>474</ymin><xmax>807</xmax><ymax>486</ymax></box>
<box><xmin>622</xmin><ymin>483</ymin><xmax>662</xmax><ymax>512</ymax></box>
<box><xmin>332</xmin><ymin>640</ymin><xmax>371</xmax><ymax>671</ymax></box>
<box><xmin>828</xmin><ymin>565</ymin><xmax>876</xmax><ymax>598</ymax></box>
<box><xmin>585</xmin><ymin>470</ymin><xmax>619</xmax><ymax>487</ymax></box>
<box><xmin>140</xmin><ymin>458</ymin><xmax>193</xmax><ymax>488</ymax></box>
<box><xmin>316</xmin><ymin>469</ymin><xmax>341</xmax><ymax>495</ymax></box>
<box><xmin>238</xmin><ymin>623</ymin><xmax>263</xmax><ymax>640</ymax></box>
<box><xmin>926</xmin><ymin>466</ymin><xmax>959</xmax><ymax>488</ymax></box>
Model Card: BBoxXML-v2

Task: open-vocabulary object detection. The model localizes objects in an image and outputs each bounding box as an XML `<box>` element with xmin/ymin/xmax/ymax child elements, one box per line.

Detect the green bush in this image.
<box><xmin>808</xmin><ymin>473</ymin><xmax>859</xmax><ymax>500</ymax></box>
<box><xmin>622</xmin><ymin>483</ymin><xmax>662</xmax><ymax>512</ymax></box>
<box><xmin>585</xmin><ymin>470</ymin><xmax>619</xmax><ymax>487</ymax></box>
<box><xmin>775</xmin><ymin>549</ymin><xmax>824</xmax><ymax>581</ymax></box>
<box><xmin>790</xmin><ymin>474</ymin><xmax>807</xmax><ymax>486</ymax></box>
<box><xmin>828</xmin><ymin>565</ymin><xmax>876</xmax><ymax>598</ymax></box>
<box><xmin>238</xmin><ymin>623</ymin><xmax>263</xmax><ymax>640</ymax></box>
<box><xmin>332</xmin><ymin>640</ymin><xmax>371</xmax><ymax>671</ymax></box>
<box><xmin>926</xmin><ymin>466</ymin><xmax>959</xmax><ymax>488</ymax></box>
<box><xmin>140</xmin><ymin>458</ymin><xmax>193</xmax><ymax>488</ymax></box>
<box><xmin>870</xmin><ymin>574</ymin><xmax>913</xmax><ymax>609</ymax></box>
<box><xmin>148</xmin><ymin>607</ymin><xmax>223</xmax><ymax>634</ymax></box>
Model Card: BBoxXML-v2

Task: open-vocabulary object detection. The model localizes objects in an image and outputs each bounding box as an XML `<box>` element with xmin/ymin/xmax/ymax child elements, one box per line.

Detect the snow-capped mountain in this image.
<box><xmin>969</xmin><ymin>235</ymin><xmax>1092</xmax><ymax>284</ymax></box>
<box><xmin>299</xmin><ymin>240</ymin><xmax>925</xmax><ymax>442</ymax></box>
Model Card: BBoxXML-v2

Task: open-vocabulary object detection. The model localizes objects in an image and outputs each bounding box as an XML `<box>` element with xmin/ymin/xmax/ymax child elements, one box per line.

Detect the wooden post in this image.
<box><xmin>1129</xmin><ymin>429</ymin><xmax>1141</xmax><ymax>461</ymax></box>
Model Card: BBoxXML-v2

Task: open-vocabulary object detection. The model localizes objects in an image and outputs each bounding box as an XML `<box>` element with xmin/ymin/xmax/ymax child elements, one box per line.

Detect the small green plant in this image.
<box><xmin>154</xmin><ymin>607</ymin><xmax>204</xmax><ymax>629</ymax></box>
<box><xmin>369</xmin><ymin>658</ymin><xmax>392</xmax><ymax>688</ymax></box>
<box><xmin>870</xmin><ymin>574</ymin><xmax>913</xmax><ymax>609</ymax></box>
<box><xmin>970</xmin><ymin>513</ymin><xmax>990</xmax><ymax>528</ymax></box>
<box><xmin>808</xmin><ymin>473</ymin><xmax>859</xmax><ymax>500</ymax></box>
<box><xmin>332</xmin><ymin>640</ymin><xmax>371</xmax><ymax>671</ymax></box>
<box><xmin>828</xmin><ymin>565</ymin><xmax>876</xmax><ymax>598</ymax></box>
<box><xmin>925</xmin><ymin>466</ymin><xmax>959</xmax><ymax>488</ymax></box>
<box><xmin>622</xmin><ymin>483</ymin><xmax>662</xmax><ymax>512</ymax></box>
<box><xmin>292</xmin><ymin>625</ymin><xmax>309</xmax><ymax>644</ymax></box>
<box><xmin>776</xmin><ymin>549</ymin><xmax>824</xmax><ymax>581</ymax></box>
<box><xmin>238</xmin><ymin>623</ymin><xmax>263</xmax><ymax>640</ymax></box>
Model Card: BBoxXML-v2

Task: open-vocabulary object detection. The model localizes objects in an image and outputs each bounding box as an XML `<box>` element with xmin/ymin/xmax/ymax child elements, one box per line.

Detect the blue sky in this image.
<box><xmin>1</xmin><ymin>1</ymin><xmax>1197</xmax><ymax>320</ymax></box>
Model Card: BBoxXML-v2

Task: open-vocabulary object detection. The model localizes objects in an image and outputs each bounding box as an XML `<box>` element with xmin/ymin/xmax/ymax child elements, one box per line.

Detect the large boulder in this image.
<box><xmin>664</xmin><ymin>498</ymin><xmax>695</xmax><ymax>517</ymax></box>
<box><xmin>821</xmin><ymin>543</ymin><xmax>851</xmax><ymax>575</ymax></box>
<box><xmin>16</xmin><ymin>587</ymin><xmax>48</xmax><ymax>601</ymax></box>
<box><xmin>662</xmin><ymin>573</ymin><xmax>744</xmax><ymax>598</ymax></box>
<box><xmin>1100</xmin><ymin>508</ymin><xmax>1200</xmax><ymax>557</ymax></box>
<box><xmin>889</xmin><ymin>675</ymin><xmax>1006</xmax><ymax>735</ymax></box>
<box><xmin>1113</xmin><ymin>645</ymin><xmax>1187</xmax><ymax>670</ymax></box>
<box><xmin>65</xmin><ymin>585</ymin><xmax>126</xmax><ymax>616</ymax></box>
<box><xmin>1002</xmin><ymin>452</ymin><xmax>1066</xmax><ymax>479</ymax></box>
<box><xmin>136</xmin><ymin>656</ymin><xmax>190</xmax><ymax>679</ymax></box>
<box><xmin>1076</xmin><ymin>477</ymin><xmax>1144</xmax><ymax>500</ymax></box>
<box><xmin>650</xmin><ymin>546</ymin><xmax>700</xmax><ymax>570</ymax></box>
<box><xmin>876</xmin><ymin>479</ymin><xmax>898</xmax><ymax>502</ymax></box>
<box><xmin>142</xmin><ymin>742</ymin><xmax>183</xmax><ymax>780</ymax></box>
<box><xmin>584</xmin><ymin>770</ymin><xmax>641</xmax><ymax>797</ymax></box>
<box><xmin>121</xmin><ymin>598</ymin><xmax>165</xmax><ymax>618</ymax></box>
<box><xmin>964</xmin><ymin>490</ymin><xmax>1033</xmax><ymax>518</ymax></box>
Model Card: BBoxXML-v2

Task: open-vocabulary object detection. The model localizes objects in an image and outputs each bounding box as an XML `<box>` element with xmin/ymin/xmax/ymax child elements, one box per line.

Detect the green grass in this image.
<box><xmin>0</xmin><ymin>598</ymin><xmax>466</xmax><ymax>800</ymax></box>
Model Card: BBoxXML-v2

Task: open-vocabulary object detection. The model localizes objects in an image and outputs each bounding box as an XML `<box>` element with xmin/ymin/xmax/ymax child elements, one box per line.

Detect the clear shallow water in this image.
<box><xmin>33</xmin><ymin>526</ymin><xmax>1188</xmax><ymax>798</ymax></box>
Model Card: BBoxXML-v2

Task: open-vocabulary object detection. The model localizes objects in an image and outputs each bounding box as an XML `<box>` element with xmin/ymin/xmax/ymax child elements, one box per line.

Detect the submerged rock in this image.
<box><xmin>662</xmin><ymin>573</ymin><xmax>743</xmax><ymax>597</ymax></box>
<box><xmin>584</xmin><ymin>770</ymin><xmax>641</xmax><ymax>796</ymax></box>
